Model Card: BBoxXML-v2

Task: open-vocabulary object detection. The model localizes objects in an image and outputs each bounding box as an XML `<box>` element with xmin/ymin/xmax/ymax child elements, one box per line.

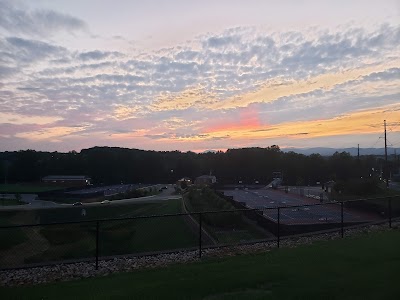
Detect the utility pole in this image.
<box><xmin>357</xmin><ymin>144</ymin><xmax>360</xmax><ymax>160</ymax></box>
<box><xmin>384</xmin><ymin>120</ymin><xmax>389</xmax><ymax>188</ymax></box>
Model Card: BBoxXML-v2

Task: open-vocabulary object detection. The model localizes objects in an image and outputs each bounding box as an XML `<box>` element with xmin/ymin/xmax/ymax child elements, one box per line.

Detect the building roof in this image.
<box><xmin>42</xmin><ymin>175</ymin><xmax>90</xmax><ymax>181</ymax></box>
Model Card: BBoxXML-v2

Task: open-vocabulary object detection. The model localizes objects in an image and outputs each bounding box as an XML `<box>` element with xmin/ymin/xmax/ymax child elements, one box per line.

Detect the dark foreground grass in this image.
<box><xmin>0</xmin><ymin>199</ymin><xmax>25</xmax><ymax>206</ymax></box>
<box><xmin>0</xmin><ymin>217</ymin><xmax>27</xmax><ymax>251</ymax></box>
<box><xmin>0</xmin><ymin>198</ymin><xmax>197</xmax><ymax>268</ymax></box>
<box><xmin>0</xmin><ymin>184</ymin><xmax>64</xmax><ymax>193</ymax></box>
<box><xmin>185</xmin><ymin>188</ymin><xmax>269</xmax><ymax>243</ymax></box>
<box><xmin>1</xmin><ymin>230</ymin><xmax>399</xmax><ymax>299</ymax></box>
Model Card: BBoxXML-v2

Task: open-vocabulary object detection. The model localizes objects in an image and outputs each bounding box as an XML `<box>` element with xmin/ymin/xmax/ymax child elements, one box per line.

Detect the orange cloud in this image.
<box><xmin>151</xmin><ymin>61</ymin><xmax>399</xmax><ymax>112</ymax></box>
<box><xmin>152</xmin><ymin>84</ymin><xmax>216</xmax><ymax>111</ymax></box>
<box><xmin>112</xmin><ymin>105</ymin><xmax>142</xmax><ymax>120</ymax></box>
<box><xmin>15</xmin><ymin>126</ymin><xmax>89</xmax><ymax>141</ymax></box>
<box><xmin>0</xmin><ymin>112</ymin><xmax>62</xmax><ymax>125</ymax></box>
<box><xmin>174</xmin><ymin>104</ymin><xmax>400</xmax><ymax>142</ymax></box>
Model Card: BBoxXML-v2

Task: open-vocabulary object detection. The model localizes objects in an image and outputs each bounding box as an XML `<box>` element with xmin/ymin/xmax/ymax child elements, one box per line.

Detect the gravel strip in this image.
<box><xmin>1</xmin><ymin>222</ymin><xmax>398</xmax><ymax>287</ymax></box>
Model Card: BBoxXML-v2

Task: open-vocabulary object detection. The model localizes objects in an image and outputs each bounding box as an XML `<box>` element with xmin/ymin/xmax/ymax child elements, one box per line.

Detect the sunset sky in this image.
<box><xmin>1</xmin><ymin>0</ymin><xmax>399</xmax><ymax>152</ymax></box>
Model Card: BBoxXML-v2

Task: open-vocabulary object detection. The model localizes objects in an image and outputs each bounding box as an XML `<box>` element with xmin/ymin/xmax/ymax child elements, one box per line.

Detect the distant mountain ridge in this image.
<box><xmin>282</xmin><ymin>147</ymin><xmax>398</xmax><ymax>156</ymax></box>
<box><xmin>200</xmin><ymin>147</ymin><xmax>398</xmax><ymax>156</ymax></box>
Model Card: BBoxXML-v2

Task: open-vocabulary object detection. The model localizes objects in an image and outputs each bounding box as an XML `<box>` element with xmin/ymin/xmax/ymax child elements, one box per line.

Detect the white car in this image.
<box><xmin>101</xmin><ymin>200</ymin><xmax>110</xmax><ymax>204</ymax></box>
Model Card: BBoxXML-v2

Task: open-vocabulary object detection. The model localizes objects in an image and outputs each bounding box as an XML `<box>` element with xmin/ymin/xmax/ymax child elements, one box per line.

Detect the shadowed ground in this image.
<box><xmin>1</xmin><ymin>229</ymin><xmax>399</xmax><ymax>299</ymax></box>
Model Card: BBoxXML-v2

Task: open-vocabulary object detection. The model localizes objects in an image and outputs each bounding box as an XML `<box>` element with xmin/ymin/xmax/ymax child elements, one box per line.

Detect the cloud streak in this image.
<box><xmin>0</xmin><ymin>0</ymin><xmax>87</xmax><ymax>37</ymax></box>
<box><xmin>188</xmin><ymin>104</ymin><xmax>400</xmax><ymax>143</ymax></box>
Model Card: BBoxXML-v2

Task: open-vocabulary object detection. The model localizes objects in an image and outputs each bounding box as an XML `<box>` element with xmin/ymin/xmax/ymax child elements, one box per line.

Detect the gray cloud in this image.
<box><xmin>0</xmin><ymin>65</ymin><xmax>17</xmax><ymax>78</ymax></box>
<box><xmin>0</xmin><ymin>0</ymin><xmax>87</xmax><ymax>37</ymax></box>
<box><xmin>1</xmin><ymin>22</ymin><xmax>399</xmax><ymax>139</ymax></box>
<box><xmin>39</xmin><ymin>61</ymin><xmax>115</xmax><ymax>76</ymax></box>
<box><xmin>256</xmin><ymin>89</ymin><xmax>400</xmax><ymax>126</ymax></box>
<box><xmin>361</xmin><ymin>68</ymin><xmax>400</xmax><ymax>82</ymax></box>
<box><xmin>77</xmin><ymin>50</ymin><xmax>123</xmax><ymax>61</ymax></box>
<box><xmin>204</xmin><ymin>35</ymin><xmax>241</xmax><ymax>49</ymax></box>
<box><xmin>0</xmin><ymin>36</ymin><xmax>70</xmax><ymax>80</ymax></box>
<box><xmin>4</xmin><ymin>37</ymin><xmax>68</xmax><ymax>63</ymax></box>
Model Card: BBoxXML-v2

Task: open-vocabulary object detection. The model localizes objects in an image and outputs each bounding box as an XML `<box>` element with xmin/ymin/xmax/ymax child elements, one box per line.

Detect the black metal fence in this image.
<box><xmin>0</xmin><ymin>196</ymin><xmax>398</xmax><ymax>270</ymax></box>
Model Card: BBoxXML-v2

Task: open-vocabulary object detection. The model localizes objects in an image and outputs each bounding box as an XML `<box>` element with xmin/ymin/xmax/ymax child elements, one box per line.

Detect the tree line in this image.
<box><xmin>0</xmin><ymin>146</ymin><xmax>397</xmax><ymax>188</ymax></box>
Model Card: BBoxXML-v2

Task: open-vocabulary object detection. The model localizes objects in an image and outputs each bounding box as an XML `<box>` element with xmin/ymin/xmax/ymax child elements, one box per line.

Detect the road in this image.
<box><xmin>85</xmin><ymin>185</ymin><xmax>179</xmax><ymax>206</ymax></box>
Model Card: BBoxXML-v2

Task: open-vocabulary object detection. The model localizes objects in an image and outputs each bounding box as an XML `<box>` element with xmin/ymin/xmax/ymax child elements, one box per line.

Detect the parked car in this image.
<box><xmin>72</xmin><ymin>202</ymin><xmax>83</xmax><ymax>206</ymax></box>
<box><xmin>101</xmin><ymin>200</ymin><xmax>110</xmax><ymax>204</ymax></box>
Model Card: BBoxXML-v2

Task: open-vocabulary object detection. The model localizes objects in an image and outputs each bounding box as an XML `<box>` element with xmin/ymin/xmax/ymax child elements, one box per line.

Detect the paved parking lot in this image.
<box><xmin>221</xmin><ymin>188</ymin><xmax>378</xmax><ymax>225</ymax></box>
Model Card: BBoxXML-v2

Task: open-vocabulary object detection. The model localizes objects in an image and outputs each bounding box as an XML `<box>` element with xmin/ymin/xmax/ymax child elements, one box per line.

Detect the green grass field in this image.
<box><xmin>0</xmin><ymin>198</ymin><xmax>25</xmax><ymax>206</ymax></box>
<box><xmin>0</xmin><ymin>198</ymin><xmax>198</xmax><ymax>268</ymax></box>
<box><xmin>0</xmin><ymin>214</ymin><xmax>27</xmax><ymax>251</ymax></box>
<box><xmin>185</xmin><ymin>187</ymin><xmax>270</xmax><ymax>243</ymax></box>
<box><xmin>1</xmin><ymin>230</ymin><xmax>399</xmax><ymax>299</ymax></box>
<box><xmin>0</xmin><ymin>184</ymin><xmax>64</xmax><ymax>193</ymax></box>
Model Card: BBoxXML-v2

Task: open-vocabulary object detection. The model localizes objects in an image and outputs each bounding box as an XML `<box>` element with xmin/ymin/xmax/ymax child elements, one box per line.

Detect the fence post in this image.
<box><xmin>95</xmin><ymin>221</ymin><xmax>100</xmax><ymax>270</ymax></box>
<box><xmin>340</xmin><ymin>201</ymin><xmax>344</xmax><ymax>238</ymax></box>
<box><xmin>198</xmin><ymin>213</ymin><xmax>202</xmax><ymax>258</ymax></box>
<box><xmin>277</xmin><ymin>207</ymin><xmax>280</xmax><ymax>248</ymax></box>
<box><xmin>388</xmin><ymin>197</ymin><xmax>392</xmax><ymax>228</ymax></box>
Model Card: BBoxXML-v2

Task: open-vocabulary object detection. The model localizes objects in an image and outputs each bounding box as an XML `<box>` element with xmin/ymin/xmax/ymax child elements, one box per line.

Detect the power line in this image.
<box><xmin>387</xmin><ymin>121</ymin><xmax>400</xmax><ymax>132</ymax></box>
<box><xmin>368</xmin><ymin>137</ymin><xmax>383</xmax><ymax>148</ymax></box>
<box><xmin>386</xmin><ymin>139</ymin><xmax>394</xmax><ymax>147</ymax></box>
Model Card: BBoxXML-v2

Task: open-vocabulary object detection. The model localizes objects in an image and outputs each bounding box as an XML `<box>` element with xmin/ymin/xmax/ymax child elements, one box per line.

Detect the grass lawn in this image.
<box><xmin>0</xmin><ymin>216</ymin><xmax>27</xmax><ymax>251</ymax></box>
<box><xmin>0</xmin><ymin>198</ymin><xmax>198</xmax><ymax>267</ymax></box>
<box><xmin>185</xmin><ymin>188</ymin><xmax>270</xmax><ymax>243</ymax></box>
<box><xmin>1</xmin><ymin>230</ymin><xmax>399</xmax><ymax>299</ymax></box>
<box><xmin>330</xmin><ymin>186</ymin><xmax>400</xmax><ymax>202</ymax></box>
<box><xmin>36</xmin><ymin>197</ymin><xmax>186</xmax><ymax>224</ymax></box>
<box><xmin>214</xmin><ymin>229</ymin><xmax>266</xmax><ymax>244</ymax></box>
<box><xmin>341</xmin><ymin>195</ymin><xmax>400</xmax><ymax>219</ymax></box>
<box><xmin>0</xmin><ymin>184</ymin><xmax>64</xmax><ymax>193</ymax></box>
<box><xmin>0</xmin><ymin>198</ymin><xmax>25</xmax><ymax>206</ymax></box>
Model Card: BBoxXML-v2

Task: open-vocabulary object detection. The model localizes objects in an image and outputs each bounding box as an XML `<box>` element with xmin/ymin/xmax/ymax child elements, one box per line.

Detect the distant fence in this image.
<box><xmin>0</xmin><ymin>196</ymin><xmax>398</xmax><ymax>270</ymax></box>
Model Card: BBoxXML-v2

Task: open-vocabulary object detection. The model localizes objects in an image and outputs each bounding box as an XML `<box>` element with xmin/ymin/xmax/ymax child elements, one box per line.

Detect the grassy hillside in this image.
<box><xmin>0</xmin><ymin>198</ymin><xmax>198</xmax><ymax>268</ymax></box>
<box><xmin>0</xmin><ymin>184</ymin><xmax>64</xmax><ymax>193</ymax></box>
<box><xmin>184</xmin><ymin>187</ymin><xmax>269</xmax><ymax>243</ymax></box>
<box><xmin>1</xmin><ymin>229</ymin><xmax>399</xmax><ymax>299</ymax></box>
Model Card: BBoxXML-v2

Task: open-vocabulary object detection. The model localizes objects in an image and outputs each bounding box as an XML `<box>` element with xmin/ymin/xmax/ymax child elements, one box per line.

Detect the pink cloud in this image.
<box><xmin>203</xmin><ymin>105</ymin><xmax>263</xmax><ymax>133</ymax></box>
<box><xmin>0</xmin><ymin>123</ymin><xmax>44</xmax><ymax>136</ymax></box>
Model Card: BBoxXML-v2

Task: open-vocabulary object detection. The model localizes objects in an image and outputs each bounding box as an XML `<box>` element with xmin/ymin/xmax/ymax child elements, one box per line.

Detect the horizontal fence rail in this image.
<box><xmin>0</xmin><ymin>195</ymin><xmax>398</xmax><ymax>270</ymax></box>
